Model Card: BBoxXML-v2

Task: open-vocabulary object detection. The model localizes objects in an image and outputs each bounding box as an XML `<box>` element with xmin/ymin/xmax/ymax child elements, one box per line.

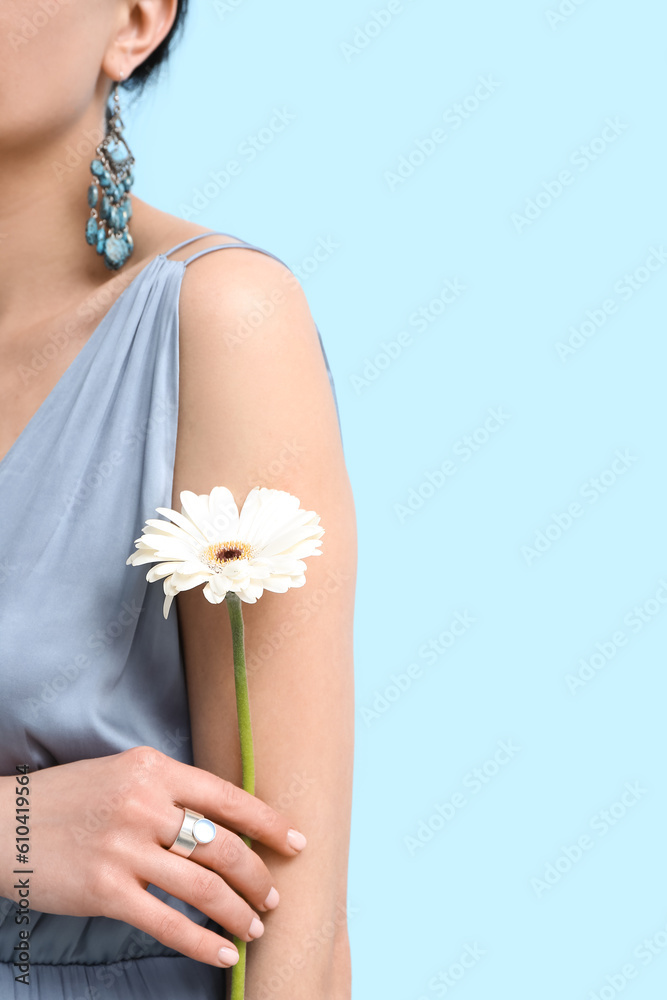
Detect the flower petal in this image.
<box><xmin>169</xmin><ymin>571</ymin><xmax>212</xmax><ymax>593</ymax></box>
<box><xmin>163</xmin><ymin>592</ymin><xmax>176</xmax><ymax>619</ymax></box>
<box><xmin>209</xmin><ymin>574</ymin><xmax>231</xmax><ymax>598</ymax></box>
<box><xmin>126</xmin><ymin>546</ymin><xmax>176</xmax><ymax>567</ymax></box>
<box><xmin>144</xmin><ymin>519</ymin><xmax>201</xmax><ymax>543</ymax></box>
<box><xmin>146</xmin><ymin>561</ymin><xmax>184</xmax><ymax>583</ymax></box>
<box><xmin>238</xmin><ymin>488</ymin><xmax>301</xmax><ymax>549</ymax></box>
<box><xmin>203</xmin><ymin>581</ymin><xmax>226</xmax><ymax>605</ymax></box>
<box><xmin>238</xmin><ymin>590</ymin><xmax>259</xmax><ymax>604</ymax></box>
<box><xmin>260</xmin><ymin>577</ymin><xmax>291</xmax><ymax>594</ymax></box>
<box><xmin>257</xmin><ymin>523</ymin><xmax>324</xmax><ymax>559</ymax></box>
<box><xmin>155</xmin><ymin>506</ymin><xmax>209</xmax><ymax>545</ymax></box>
<box><xmin>179</xmin><ymin>490</ymin><xmax>216</xmax><ymax>530</ymax></box>
<box><xmin>208</xmin><ymin>486</ymin><xmax>240</xmax><ymax>537</ymax></box>
<box><xmin>132</xmin><ymin>533</ymin><xmax>197</xmax><ymax>556</ymax></box>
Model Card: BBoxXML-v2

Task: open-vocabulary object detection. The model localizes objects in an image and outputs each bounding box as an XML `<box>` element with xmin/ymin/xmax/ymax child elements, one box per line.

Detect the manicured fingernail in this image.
<box><xmin>287</xmin><ymin>828</ymin><xmax>307</xmax><ymax>851</ymax></box>
<box><xmin>218</xmin><ymin>946</ymin><xmax>239</xmax><ymax>966</ymax></box>
<box><xmin>249</xmin><ymin>917</ymin><xmax>264</xmax><ymax>939</ymax></box>
<box><xmin>263</xmin><ymin>886</ymin><xmax>280</xmax><ymax>909</ymax></box>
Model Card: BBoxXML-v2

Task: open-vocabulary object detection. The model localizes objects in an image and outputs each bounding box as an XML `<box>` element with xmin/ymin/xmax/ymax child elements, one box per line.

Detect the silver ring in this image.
<box><xmin>168</xmin><ymin>808</ymin><xmax>217</xmax><ymax>858</ymax></box>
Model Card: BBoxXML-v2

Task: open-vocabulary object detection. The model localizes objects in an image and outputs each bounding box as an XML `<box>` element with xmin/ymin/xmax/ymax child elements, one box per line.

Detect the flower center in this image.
<box><xmin>202</xmin><ymin>541</ymin><xmax>253</xmax><ymax>568</ymax></box>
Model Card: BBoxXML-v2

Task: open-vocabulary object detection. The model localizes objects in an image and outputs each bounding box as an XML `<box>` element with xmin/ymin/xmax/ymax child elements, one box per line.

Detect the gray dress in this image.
<box><xmin>0</xmin><ymin>231</ymin><xmax>339</xmax><ymax>998</ymax></box>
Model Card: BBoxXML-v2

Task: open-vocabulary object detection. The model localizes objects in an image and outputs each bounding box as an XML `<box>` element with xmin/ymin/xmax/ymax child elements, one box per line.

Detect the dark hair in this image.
<box><xmin>121</xmin><ymin>0</ymin><xmax>189</xmax><ymax>94</ymax></box>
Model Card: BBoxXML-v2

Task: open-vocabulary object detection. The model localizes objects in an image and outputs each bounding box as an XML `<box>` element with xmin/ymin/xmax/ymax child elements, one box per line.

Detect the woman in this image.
<box><xmin>0</xmin><ymin>2</ymin><xmax>356</xmax><ymax>998</ymax></box>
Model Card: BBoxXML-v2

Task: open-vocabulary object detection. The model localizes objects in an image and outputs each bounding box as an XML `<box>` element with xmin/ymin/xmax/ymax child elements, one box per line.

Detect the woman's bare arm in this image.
<box><xmin>172</xmin><ymin>245</ymin><xmax>356</xmax><ymax>999</ymax></box>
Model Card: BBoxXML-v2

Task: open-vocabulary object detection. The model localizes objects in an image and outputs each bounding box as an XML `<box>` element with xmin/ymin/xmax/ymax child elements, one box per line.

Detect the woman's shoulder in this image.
<box><xmin>133</xmin><ymin>201</ymin><xmax>293</xmax><ymax>280</ymax></box>
<box><xmin>133</xmin><ymin>199</ymin><xmax>305</xmax><ymax>332</ymax></box>
<box><xmin>163</xmin><ymin>208</ymin><xmax>342</xmax><ymax>513</ymax></box>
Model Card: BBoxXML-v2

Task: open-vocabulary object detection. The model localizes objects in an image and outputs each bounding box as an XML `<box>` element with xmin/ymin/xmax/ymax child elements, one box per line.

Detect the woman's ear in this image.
<box><xmin>102</xmin><ymin>0</ymin><xmax>179</xmax><ymax>81</ymax></box>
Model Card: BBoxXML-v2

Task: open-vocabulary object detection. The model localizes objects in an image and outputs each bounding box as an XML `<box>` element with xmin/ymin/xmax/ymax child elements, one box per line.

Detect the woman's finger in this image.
<box><xmin>142</xmin><ymin>846</ymin><xmax>265</xmax><ymax>943</ymax></box>
<box><xmin>119</xmin><ymin>886</ymin><xmax>241</xmax><ymax>969</ymax></box>
<box><xmin>127</xmin><ymin>747</ymin><xmax>306</xmax><ymax>855</ymax></box>
<box><xmin>160</xmin><ymin>805</ymin><xmax>279</xmax><ymax>912</ymax></box>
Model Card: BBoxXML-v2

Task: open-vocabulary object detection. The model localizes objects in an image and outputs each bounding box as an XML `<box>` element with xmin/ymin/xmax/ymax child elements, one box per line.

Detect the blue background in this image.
<box><xmin>127</xmin><ymin>2</ymin><xmax>666</xmax><ymax>997</ymax></box>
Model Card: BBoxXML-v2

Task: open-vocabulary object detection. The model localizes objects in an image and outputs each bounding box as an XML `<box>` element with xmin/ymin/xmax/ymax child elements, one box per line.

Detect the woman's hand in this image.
<box><xmin>0</xmin><ymin>746</ymin><xmax>307</xmax><ymax>968</ymax></box>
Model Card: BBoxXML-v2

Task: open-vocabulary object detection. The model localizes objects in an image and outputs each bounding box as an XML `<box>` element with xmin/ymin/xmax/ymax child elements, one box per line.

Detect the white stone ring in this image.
<box><xmin>168</xmin><ymin>808</ymin><xmax>217</xmax><ymax>858</ymax></box>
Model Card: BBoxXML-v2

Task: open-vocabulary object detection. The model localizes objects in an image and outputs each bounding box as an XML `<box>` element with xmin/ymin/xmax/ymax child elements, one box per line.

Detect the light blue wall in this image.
<box><xmin>128</xmin><ymin>2</ymin><xmax>667</xmax><ymax>996</ymax></box>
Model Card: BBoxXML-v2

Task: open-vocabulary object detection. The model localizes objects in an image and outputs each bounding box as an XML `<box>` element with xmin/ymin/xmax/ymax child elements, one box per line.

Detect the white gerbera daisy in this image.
<box><xmin>126</xmin><ymin>486</ymin><xmax>324</xmax><ymax>618</ymax></box>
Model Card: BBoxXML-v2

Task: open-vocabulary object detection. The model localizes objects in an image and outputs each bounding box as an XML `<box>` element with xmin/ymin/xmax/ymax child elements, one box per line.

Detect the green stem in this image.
<box><xmin>226</xmin><ymin>591</ymin><xmax>254</xmax><ymax>1000</ymax></box>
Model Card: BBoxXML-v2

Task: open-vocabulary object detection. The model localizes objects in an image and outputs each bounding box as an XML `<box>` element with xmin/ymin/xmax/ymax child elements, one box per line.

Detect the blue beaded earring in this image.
<box><xmin>85</xmin><ymin>81</ymin><xmax>135</xmax><ymax>271</ymax></box>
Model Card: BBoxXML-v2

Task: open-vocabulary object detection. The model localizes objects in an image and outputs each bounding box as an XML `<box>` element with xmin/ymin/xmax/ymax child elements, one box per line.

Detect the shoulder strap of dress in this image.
<box><xmin>162</xmin><ymin>230</ymin><xmax>285</xmax><ymax>268</ymax></box>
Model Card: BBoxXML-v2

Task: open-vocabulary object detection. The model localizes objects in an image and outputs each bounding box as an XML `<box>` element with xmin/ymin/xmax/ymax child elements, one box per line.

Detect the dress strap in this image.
<box><xmin>162</xmin><ymin>229</ymin><xmax>285</xmax><ymax>268</ymax></box>
<box><xmin>161</xmin><ymin>229</ymin><xmax>240</xmax><ymax>257</ymax></box>
<box><xmin>183</xmin><ymin>240</ymin><xmax>287</xmax><ymax>268</ymax></box>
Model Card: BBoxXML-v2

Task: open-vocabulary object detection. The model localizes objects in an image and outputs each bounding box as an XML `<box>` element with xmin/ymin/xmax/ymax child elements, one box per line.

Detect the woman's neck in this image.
<box><xmin>0</xmin><ymin>102</ymin><xmax>132</xmax><ymax>332</ymax></box>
